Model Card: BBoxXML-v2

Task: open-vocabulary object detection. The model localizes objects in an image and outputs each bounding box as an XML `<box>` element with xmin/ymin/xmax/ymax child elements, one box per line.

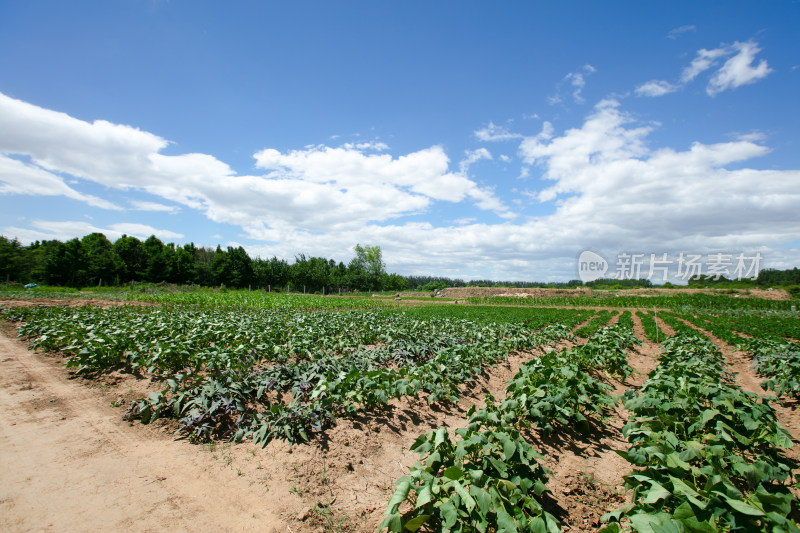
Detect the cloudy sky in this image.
<box><xmin>1</xmin><ymin>1</ymin><xmax>799</xmax><ymax>282</ymax></box>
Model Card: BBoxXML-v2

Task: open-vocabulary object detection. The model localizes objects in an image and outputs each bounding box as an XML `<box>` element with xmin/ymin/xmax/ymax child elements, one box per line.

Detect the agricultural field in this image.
<box><xmin>0</xmin><ymin>289</ymin><xmax>799</xmax><ymax>532</ymax></box>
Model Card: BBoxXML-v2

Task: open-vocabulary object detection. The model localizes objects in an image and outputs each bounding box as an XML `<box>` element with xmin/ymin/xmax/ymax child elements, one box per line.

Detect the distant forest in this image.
<box><xmin>1</xmin><ymin>233</ymin><xmax>797</xmax><ymax>293</ymax></box>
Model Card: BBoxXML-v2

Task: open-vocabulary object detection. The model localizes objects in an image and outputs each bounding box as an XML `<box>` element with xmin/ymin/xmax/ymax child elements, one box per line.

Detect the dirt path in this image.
<box><xmin>0</xmin><ymin>332</ymin><xmax>285</xmax><ymax>533</ymax></box>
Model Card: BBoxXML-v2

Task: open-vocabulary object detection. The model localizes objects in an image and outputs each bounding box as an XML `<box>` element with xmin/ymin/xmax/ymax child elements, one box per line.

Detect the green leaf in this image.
<box><xmin>380</xmin><ymin>513</ymin><xmax>403</xmax><ymax>533</ymax></box>
<box><xmin>669</xmin><ymin>476</ymin><xmax>707</xmax><ymax>510</ymax></box>
<box><xmin>387</xmin><ymin>479</ymin><xmax>412</xmax><ymax>510</ymax></box>
<box><xmin>403</xmin><ymin>514</ymin><xmax>431</xmax><ymax>532</ymax></box>
<box><xmin>723</xmin><ymin>497</ymin><xmax>766</xmax><ymax>516</ymax></box>
<box><xmin>416</xmin><ymin>482</ymin><xmax>433</xmax><ymax>508</ymax></box>
<box><xmin>433</xmin><ymin>427</ymin><xmax>448</xmax><ymax>449</ymax></box>
<box><xmin>442</xmin><ymin>466</ymin><xmax>465</xmax><ymax>480</ymax></box>
<box><xmin>496</xmin><ymin>509</ymin><xmax>518</xmax><ymax>533</ymax></box>
<box><xmin>643</xmin><ymin>482</ymin><xmax>672</xmax><ymax>504</ymax></box>
<box><xmin>451</xmin><ymin>479</ymin><xmax>476</xmax><ymax>512</ymax></box>
<box><xmin>441</xmin><ymin>501</ymin><xmax>458</xmax><ymax>528</ymax></box>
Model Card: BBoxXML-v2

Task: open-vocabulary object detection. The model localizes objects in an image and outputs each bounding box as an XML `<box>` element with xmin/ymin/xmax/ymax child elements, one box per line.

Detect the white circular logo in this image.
<box><xmin>577</xmin><ymin>250</ymin><xmax>608</xmax><ymax>282</ymax></box>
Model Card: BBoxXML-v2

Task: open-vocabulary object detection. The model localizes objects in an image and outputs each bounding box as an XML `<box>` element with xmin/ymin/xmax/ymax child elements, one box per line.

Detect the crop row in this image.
<box><xmin>466</xmin><ymin>293</ymin><xmax>796</xmax><ymax>312</ymax></box>
<box><xmin>574</xmin><ymin>310</ymin><xmax>619</xmax><ymax>337</ymax></box>
<box><xmin>380</xmin><ymin>322</ymin><xmax>641</xmax><ymax>532</ymax></box>
<box><xmin>635</xmin><ymin>311</ymin><xmax>662</xmax><ymax>343</ymax></box>
<box><xmin>602</xmin><ymin>334</ymin><xmax>798</xmax><ymax>532</ymax></box>
<box><xmin>2</xmin><ymin>304</ymin><xmax>583</xmax><ymax>444</ymax></box>
<box><xmin>673</xmin><ymin>312</ymin><xmax>800</xmax><ymax>401</ymax></box>
<box><xmin>704</xmin><ymin>313</ymin><xmax>800</xmax><ymax>342</ymax></box>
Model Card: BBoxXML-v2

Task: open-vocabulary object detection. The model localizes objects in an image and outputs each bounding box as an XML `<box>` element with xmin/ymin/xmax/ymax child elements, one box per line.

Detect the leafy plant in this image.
<box><xmin>380</xmin><ymin>422</ymin><xmax>559</xmax><ymax>533</ymax></box>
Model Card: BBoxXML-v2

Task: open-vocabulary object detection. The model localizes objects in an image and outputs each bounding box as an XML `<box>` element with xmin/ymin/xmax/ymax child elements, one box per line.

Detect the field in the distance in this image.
<box><xmin>0</xmin><ymin>288</ymin><xmax>798</xmax><ymax>532</ymax></box>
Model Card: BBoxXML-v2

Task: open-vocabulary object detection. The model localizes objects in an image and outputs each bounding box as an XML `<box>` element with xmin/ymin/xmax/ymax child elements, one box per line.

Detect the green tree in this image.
<box><xmin>382</xmin><ymin>273</ymin><xmax>409</xmax><ymax>291</ymax></box>
<box><xmin>253</xmin><ymin>256</ymin><xmax>290</xmax><ymax>289</ymax></box>
<box><xmin>82</xmin><ymin>233</ymin><xmax>123</xmax><ymax>286</ymax></box>
<box><xmin>113</xmin><ymin>235</ymin><xmax>146</xmax><ymax>282</ymax></box>
<box><xmin>0</xmin><ymin>236</ymin><xmax>24</xmax><ymax>282</ymax></box>
<box><xmin>193</xmin><ymin>246</ymin><xmax>216</xmax><ymax>286</ymax></box>
<box><xmin>44</xmin><ymin>238</ymin><xmax>86</xmax><ymax>286</ymax></box>
<box><xmin>170</xmin><ymin>244</ymin><xmax>196</xmax><ymax>284</ymax></box>
<box><xmin>347</xmin><ymin>244</ymin><xmax>386</xmax><ymax>291</ymax></box>
<box><xmin>226</xmin><ymin>246</ymin><xmax>254</xmax><ymax>288</ymax></box>
<box><xmin>211</xmin><ymin>246</ymin><xmax>231</xmax><ymax>286</ymax></box>
<box><xmin>291</xmin><ymin>254</ymin><xmax>333</xmax><ymax>292</ymax></box>
<box><xmin>142</xmin><ymin>235</ymin><xmax>169</xmax><ymax>282</ymax></box>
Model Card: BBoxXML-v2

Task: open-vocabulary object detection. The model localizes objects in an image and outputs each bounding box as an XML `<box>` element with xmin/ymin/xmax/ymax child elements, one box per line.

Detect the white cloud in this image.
<box><xmin>707</xmin><ymin>41</ymin><xmax>773</xmax><ymax>96</ymax></box>
<box><xmin>731</xmin><ymin>130</ymin><xmax>767</xmax><ymax>143</ymax></box>
<box><xmin>474</xmin><ymin>121</ymin><xmax>523</xmax><ymax>142</ymax></box>
<box><xmin>638</xmin><ymin>40</ymin><xmax>772</xmax><ymax>98</ymax></box>
<box><xmin>341</xmin><ymin>141</ymin><xmax>389</xmax><ymax>151</ymax></box>
<box><xmin>253</xmin><ymin>144</ymin><xmax>511</xmax><ymax>224</ymax></box>
<box><xmin>0</xmin><ymin>155</ymin><xmax>121</xmax><ymax>210</ymax></box>
<box><xmin>0</xmin><ymin>91</ymin><xmax>511</xmax><ymax>238</ymax></box>
<box><xmin>635</xmin><ymin>80</ymin><xmax>679</xmax><ymax>97</ymax></box>
<box><xmin>108</xmin><ymin>223</ymin><xmax>184</xmax><ymax>240</ymax></box>
<box><xmin>667</xmin><ymin>25</ymin><xmax>696</xmax><ymax>39</ymax></box>
<box><xmin>2</xmin><ymin>91</ymin><xmax>797</xmax><ymax>280</ymax></box>
<box><xmin>129</xmin><ymin>200</ymin><xmax>181</xmax><ymax>214</ymax></box>
<box><xmin>459</xmin><ymin>148</ymin><xmax>493</xmax><ymax>173</ymax></box>
<box><xmin>2</xmin><ymin>220</ymin><xmax>183</xmax><ymax>243</ymax></box>
<box><xmin>515</xmin><ymin>100</ymin><xmax>797</xmax><ymax>258</ymax></box>
<box><xmin>249</xmin><ymin>98</ymin><xmax>800</xmax><ymax>279</ymax></box>
<box><xmin>549</xmin><ymin>65</ymin><xmax>596</xmax><ymax>105</ymax></box>
<box><xmin>681</xmin><ymin>47</ymin><xmax>729</xmax><ymax>83</ymax></box>
<box><xmin>0</xmin><ymin>93</ymin><xmax>169</xmax><ymax>188</ymax></box>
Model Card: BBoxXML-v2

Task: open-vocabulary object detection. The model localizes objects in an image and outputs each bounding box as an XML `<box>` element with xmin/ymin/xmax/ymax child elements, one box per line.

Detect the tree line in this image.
<box><xmin>0</xmin><ymin>234</ymin><xmax>407</xmax><ymax>292</ymax></box>
<box><xmin>3</xmin><ymin>233</ymin><xmax>797</xmax><ymax>293</ymax></box>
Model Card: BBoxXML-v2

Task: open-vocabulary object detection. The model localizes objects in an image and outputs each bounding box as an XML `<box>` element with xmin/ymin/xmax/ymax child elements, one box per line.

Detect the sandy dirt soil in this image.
<box><xmin>0</xmin><ymin>332</ymin><xmax>288</xmax><ymax>533</ymax></box>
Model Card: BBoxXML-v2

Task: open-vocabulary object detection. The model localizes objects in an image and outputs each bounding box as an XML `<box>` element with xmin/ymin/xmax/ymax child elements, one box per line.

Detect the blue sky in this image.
<box><xmin>1</xmin><ymin>1</ymin><xmax>799</xmax><ymax>282</ymax></box>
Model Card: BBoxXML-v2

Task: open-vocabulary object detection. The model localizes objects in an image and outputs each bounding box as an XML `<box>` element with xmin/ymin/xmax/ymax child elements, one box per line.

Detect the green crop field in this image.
<box><xmin>1</xmin><ymin>287</ymin><xmax>799</xmax><ymax>532</ymax></box>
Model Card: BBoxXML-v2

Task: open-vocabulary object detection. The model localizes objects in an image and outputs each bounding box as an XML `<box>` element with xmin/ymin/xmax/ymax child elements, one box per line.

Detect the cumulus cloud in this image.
<box><xmin>516</xmin><ymin>99</ymin><xmax>798</xmax><ymax>257</ymax></box>
<box><xmin>252</xmin><ymin>143</ymin><xmax>512</xmax><ymax>225</ymax></box>
<box><xmin>2</xmin><ymin>220</ymin><xmax>183</xmax><ymax>243</ymax></box>
<box><xmin>707</xmin><ymin>41</ymin><xmax>773</xmax><ymax>95</ymax></box>
<box><xmin>0</xmin><ymin>91</ymin><xmax>514</xmax><ymax>241</ymax></box>
<box><xmin>249</xmin><ymin>100</ymin><xmax>799</xmax><ymax>279</ymax></box>
<box><xmin>2</xmin><ymin>91</ymin><xmax>797</xmax><ymax>280</ymax></box>
<box><xmin>637</xmin><ymin>40</ymin><xmax>772</xmax><ymax>98</ymax></box>
<box><xmin>0</xmin><ymin>155</ymin><xmax>121</xmax><ymax>209</ymax></box>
